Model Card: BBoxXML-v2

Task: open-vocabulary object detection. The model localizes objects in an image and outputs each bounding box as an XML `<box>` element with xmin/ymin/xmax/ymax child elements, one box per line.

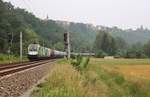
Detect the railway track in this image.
<box><xmin>0</xmin><ymin>60</ymin><xmax>54</xmax><ymax>77</ymax></box>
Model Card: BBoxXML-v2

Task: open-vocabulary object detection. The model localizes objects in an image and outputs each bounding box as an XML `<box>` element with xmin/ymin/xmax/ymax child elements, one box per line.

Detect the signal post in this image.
<box><xmin>64</xmin><ymin>32</ymin><xmax>71</xmax><ymax>59</ymax></box>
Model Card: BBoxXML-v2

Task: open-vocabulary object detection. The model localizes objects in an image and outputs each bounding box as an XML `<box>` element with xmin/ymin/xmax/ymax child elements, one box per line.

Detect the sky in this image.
<box><xmin>3</xmin><ymin>0</ymin><xmax>150</xmax><ymax>29</ymax></box>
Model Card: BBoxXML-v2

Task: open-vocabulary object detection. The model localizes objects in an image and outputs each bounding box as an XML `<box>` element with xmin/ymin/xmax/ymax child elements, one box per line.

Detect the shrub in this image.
<box><xmin>71</xmin><ymin>55</ymin><xmax>90</xmax><ymax>71</ymax></box>
<box><xmin>114</xmin><ymin>50</ymin><xmax>126</xmax><ymax>58</ymax></box>
<box><xmin>0</xmin><ymin>55</ymin><xmax>4</xmax><ymax>61</ymax></box>
<box><xmin>71</xmin><ymin>55</ymin><xmax>83</xmax><ymax>70</ymax></box>
<box><xmin>95</xmin><ymin>50</ymin><xmax>107</xmax><ymax>58</ymax></box>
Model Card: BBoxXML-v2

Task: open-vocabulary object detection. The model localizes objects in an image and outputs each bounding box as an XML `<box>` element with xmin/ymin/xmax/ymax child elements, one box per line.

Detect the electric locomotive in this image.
<box><xmin>28</xmin><ymin>44</ymin><xmax>66</xmax><ymax>60</ymax></box>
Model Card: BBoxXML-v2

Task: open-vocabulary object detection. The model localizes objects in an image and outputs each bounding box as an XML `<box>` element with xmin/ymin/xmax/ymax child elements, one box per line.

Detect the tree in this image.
<box><xmin>94</xmin><ymin>30</ymin><xmax>117</xmax><ymax>55</ymax></box>
<box><xmin>144</xmin><ymin>40</ymin><xmax>150</xmax><ymax>57</ymax></box>
<box><xmin>53</xmin><ymin>42</ymin><xmax>64</xmax><ymax>51</ymax></box>
<box><xmin>95</xmin><ymin>50</ymin><xmax>107</xmax><ymax>58</ymax></box>
<box><xmin>0</xmin><ymin>0</ymin><xmax>66</xmax><ymax>55</ymax></box>
<box><xmin>126</xmin><ymin>42</ymin><xmax>145</xmax><ymax>58</ymax></box>
<box><xmin>115</xmin><ymin>37</ymin><xmax>128</xmax><ymax>50</ymax></box>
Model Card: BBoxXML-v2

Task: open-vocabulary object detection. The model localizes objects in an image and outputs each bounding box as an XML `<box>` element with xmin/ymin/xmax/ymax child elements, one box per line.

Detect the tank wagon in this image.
<box><xmin>28</xmin><ymin>44</ymin><xmax>66</xmax><ymax>60</ymax></box>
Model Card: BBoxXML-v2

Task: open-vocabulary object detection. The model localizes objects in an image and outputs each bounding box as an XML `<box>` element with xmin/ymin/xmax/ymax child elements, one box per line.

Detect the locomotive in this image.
<box><xmin>27</xmin><ymin>44</ymin><xmax>66</xmax><ymax>60</ymax></box>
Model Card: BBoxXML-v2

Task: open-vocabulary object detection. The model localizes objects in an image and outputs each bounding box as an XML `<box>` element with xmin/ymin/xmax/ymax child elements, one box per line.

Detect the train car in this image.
<box><xmin>52</xmin><ymin>50</ymin><xmax>66</xmax><ymax>58</ymax></box>
<box><xmin>28</xmin><ymin>44</ymin><xmax>66</xmax><ymax>60</ymax></box>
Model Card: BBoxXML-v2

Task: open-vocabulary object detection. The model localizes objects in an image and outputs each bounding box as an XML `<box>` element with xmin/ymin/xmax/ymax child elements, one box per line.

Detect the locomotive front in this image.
<box><xmin>28</xmin><ymin>44</ymin><xmax>40</xmax><ymax>60</ymax></box>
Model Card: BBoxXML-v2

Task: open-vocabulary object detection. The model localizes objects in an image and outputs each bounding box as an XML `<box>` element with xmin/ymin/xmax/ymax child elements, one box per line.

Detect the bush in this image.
<box><xmin>95</xmin><ymin>50</ymin><xmax>107</xmax><ymax>58</ymax></box>
<box><xmin>71</xmin><ymin>55</ymin><xmax>90</xmax><ymax>71</ymax></box>
<box><xmin>114</xmin><ymin>50</ymin><xmax>126</xmax><ymax>58</ymax></box>
<box><xmin>0</xmin><ymin>54</ymin><xmax>9</xmax><ymax>61</ymax></box>
<box><xmin>0</xmin><ymin>54</ymin><xmax>4</xmax><ymax>61</ymax></box>
<box><xmin>71</xmin><ymin>55</ymin><xmax>83</xmax><ymax>70</ymax></box>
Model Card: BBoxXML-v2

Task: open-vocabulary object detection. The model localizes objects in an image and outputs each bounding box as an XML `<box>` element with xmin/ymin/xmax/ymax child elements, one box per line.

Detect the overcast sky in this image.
<box><xmin>4</xmin><ymin>0</ymin><xmax>150</xmax><ymax>29</ymax></box>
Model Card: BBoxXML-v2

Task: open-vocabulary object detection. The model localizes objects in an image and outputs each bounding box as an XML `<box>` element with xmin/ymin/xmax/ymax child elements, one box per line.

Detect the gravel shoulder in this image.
<box><xmin>0</xmin><ymin>61</ymin><xmax>54</xmax><ymax>97</ymax></box>
<box><xmin>20</xmin><ymin>69</ymin><xmax>51</xmax><ymax>97</ymax></box>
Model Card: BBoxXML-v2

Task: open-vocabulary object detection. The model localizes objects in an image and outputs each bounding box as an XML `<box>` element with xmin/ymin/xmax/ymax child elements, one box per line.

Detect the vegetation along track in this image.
<box><xmin>0</xmin><ymin>60</ymin><xmax>55</xmax><ymax>77</ymax></box>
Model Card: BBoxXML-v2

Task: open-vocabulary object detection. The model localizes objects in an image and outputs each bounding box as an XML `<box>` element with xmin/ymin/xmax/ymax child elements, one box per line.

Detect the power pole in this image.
<box><xmin>8</xmin><ymin>32</ymin><xmax>13</xmax><ymax>63</ymax></box>
<box><xmin>20</xmin><ymin>32</ymin><xmax>22</xmax><ymax>62</ymax></box>
<box><xmin>10</xmin><ymin>32</ymin><xmax>13</xmax><ymax>63</ymax></box>
<box><xmin>64</xmin><ymin>32</ymin><xmax>71</xmax><ymax>59</ymax></box>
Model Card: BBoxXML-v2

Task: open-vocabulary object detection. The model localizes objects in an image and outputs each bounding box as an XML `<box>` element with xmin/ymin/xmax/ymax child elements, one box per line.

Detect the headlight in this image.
<box><xmin>28</xmin><ymin>51</ymin><xmax>38</xmax><ymax>55</ymax></box>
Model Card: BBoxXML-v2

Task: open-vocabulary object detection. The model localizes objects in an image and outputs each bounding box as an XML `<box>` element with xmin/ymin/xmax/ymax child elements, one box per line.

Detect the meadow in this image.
<box><xmin>31</xmin><ymin>58</ymin><xmax>150</xmax><ymax>97</ymax></box>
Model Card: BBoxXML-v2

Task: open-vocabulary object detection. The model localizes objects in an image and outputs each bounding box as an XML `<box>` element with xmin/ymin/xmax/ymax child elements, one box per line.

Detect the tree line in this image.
<box><xmin>0</xmin><ymin>0</ymin><xmax>97</xmax><ymax>56</ymax></box>
<box><xmin>0</xmin><ymin>0</ymin><xmax>67</xmax><ymax>55</ymax></box>
<box><xmin>1</xmin><ymin>0</ymin><xmax>150</xmax><ymax>59</ymax></box>
<box><xmin>94</xmin><ymin>30</ymin><xmax>150</xmax><ymax>58</ymax></box>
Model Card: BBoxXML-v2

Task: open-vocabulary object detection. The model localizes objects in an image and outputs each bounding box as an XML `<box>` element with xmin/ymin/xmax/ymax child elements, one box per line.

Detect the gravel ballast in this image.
<box><xmin>0</xmin><ymin>61</ymin><xmax>54</xmax><ymax>97</ymax></box>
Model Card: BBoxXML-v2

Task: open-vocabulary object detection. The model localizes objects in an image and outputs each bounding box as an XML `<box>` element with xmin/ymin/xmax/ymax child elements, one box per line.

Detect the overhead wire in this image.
<box><xmin>22</xmin><ymin>0</ymin><xmax>34</xmax><ymax>12</ymax></box>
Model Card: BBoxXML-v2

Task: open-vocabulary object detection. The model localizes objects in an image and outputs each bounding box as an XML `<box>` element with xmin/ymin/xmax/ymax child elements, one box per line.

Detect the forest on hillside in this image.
<box><xmin>0</xmin><ymin>0</ymin><xmax>95</xmax><ymax>55</ymax></box>
<box><xmin>94</xmin><ymin>30</ymin><xmax>150</xmax><ymax>58</ymax></box>
<box><xmin>1</xmin><ymin>0</ymin><xmax>150</xmax><ymax>58</ymax></box>
<box><xmin>98</xmin><ymin>25</ymin><xmax>150</xmax><ymax>44</ymax></box>
<box><xmin>0</xmin><ymin>0</ymin><xmax>66</xmax><ymax>55</ymax></box>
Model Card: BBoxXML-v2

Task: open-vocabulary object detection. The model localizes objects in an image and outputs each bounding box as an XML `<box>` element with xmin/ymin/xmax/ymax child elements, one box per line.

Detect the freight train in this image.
<box><xmin>27</xmin><ymin>44</ymin><xmax>66</xmax><ymax>60</ymax></box>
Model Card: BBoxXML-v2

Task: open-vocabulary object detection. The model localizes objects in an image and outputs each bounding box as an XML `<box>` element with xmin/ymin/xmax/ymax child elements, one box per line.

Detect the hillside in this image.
<box><xmin>0</xmin><ymin>0</ymin><xmax>96</xmax><ymax>54</ymax></box>
<box><xmin>56</xmin><ymin>21</ymin><xmax>97</xmax><ymax>52</ymax></box>
<box><xmin>0</xmin><ymin>0</ymin><xmax>66</xmax><ymax>54</ymax></box>
<box><xmin>1</xmin><ymin>0</ymin><xmax>150</xmax><ymax>55</ymax></box>
<box><xmin>97</xmin><ymin>26</ymin><xmax>150</xmax><ymax>44</ymax></box>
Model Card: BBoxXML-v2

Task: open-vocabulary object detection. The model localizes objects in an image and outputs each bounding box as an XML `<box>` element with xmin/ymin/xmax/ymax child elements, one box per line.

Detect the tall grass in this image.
<box><xmin>90</xmin><ymin>63</ymin><xmax>150</xmax><ymax>97</ymax></box>
<box><xmin>31</xmin><ymin>62</ymin><xmax>105</xmax><ymax>97</ymax></box>
<box><xmin>0</xmin><ymin>54</ymin><xmax>28</xmax><ymax>64</ymax></box>
<box><xmin>31</xmin><ymin>59</ymin><xmax>150</xmax><ymax>97</ymax></box>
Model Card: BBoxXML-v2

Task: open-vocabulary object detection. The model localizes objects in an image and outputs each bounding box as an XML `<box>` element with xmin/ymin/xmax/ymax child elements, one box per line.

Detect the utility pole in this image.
<box><xmin>8</xmin><ymin>32</ymin><xmax>13</xmax><ymax>63</ymax></box>
<box><xmin>20</xmin><ymin>32</ymin><xmax>22</xmax><ymax>62</ymax></box>
<box><xmin>10</xmin><ymin>32</ymin><xmax>13</xmax><ymax>63</ymax></box>
<box><xmin>64</xmin><ymin>32</ymin><xmax>71</xmax><ymax>59</ymax></box>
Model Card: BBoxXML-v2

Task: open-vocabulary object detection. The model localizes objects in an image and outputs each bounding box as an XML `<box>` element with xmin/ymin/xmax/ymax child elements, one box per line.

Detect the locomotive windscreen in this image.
<box><xmin>28</xmin><ymin>44</ymin><xmax>39</xmax><ymax>51</ymax></box>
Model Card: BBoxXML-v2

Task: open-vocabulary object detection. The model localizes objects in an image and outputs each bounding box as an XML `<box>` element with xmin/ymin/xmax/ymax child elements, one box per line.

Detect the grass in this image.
<box><xmin>0</xmin><ymin>54</ymin><xmax>28</xmax><ymax>64</ymax></box>
<box><xmin>31</xmin><ymin>58</ymin><xmax>150</xmax><ymax>97</ymax></box>
<box><xmin>91</xmin><ymin>58</ymin><xmax>150</xmax><ymax>65</ymax></box>
<box><xmin>31</xmin><ymin>60</ymin><xmax>102</xmax><ymax>97</ymax></box>
<box><xmin>93</xmin><ymin>65</ymin><xmax>150</xmax><ymax>97</ymax></box>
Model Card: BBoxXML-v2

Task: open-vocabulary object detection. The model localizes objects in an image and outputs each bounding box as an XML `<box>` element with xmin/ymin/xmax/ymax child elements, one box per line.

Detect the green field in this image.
<box><xmin>90</xmin><ymin>58</ymin><xmax>150</xmax><ymax>65</ymax></box>
<box><xmin>31</xmin><ymin>58</ymin><xmax>150</xmax><ymax>97</ymax></box>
